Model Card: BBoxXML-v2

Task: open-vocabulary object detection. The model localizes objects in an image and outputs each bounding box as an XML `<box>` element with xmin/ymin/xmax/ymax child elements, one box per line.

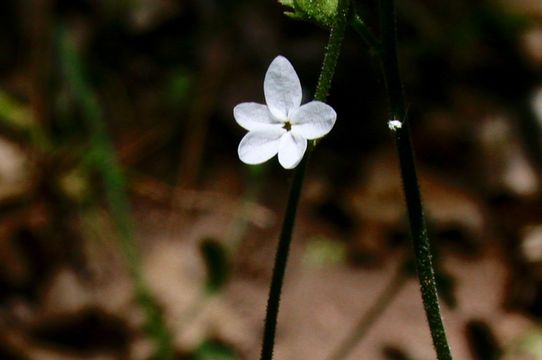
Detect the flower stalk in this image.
<box><xmin>259</xmin><ymin>1</ymin><xmax>350</xmax><ymax>359</ymax></box>
<box><xmin>314</xmin><ymin>0</ymin><xmax>350</xmax><ymax>102</ymax></box>
<box><xmin>378</xmin><ymin>0</ymin><xmax>453</xmax><ymax>358</ymax></box>
<box><xmin>259</xmin><ymin>147</ymin><xmax>311</xmax><ymax>360</ymax></box>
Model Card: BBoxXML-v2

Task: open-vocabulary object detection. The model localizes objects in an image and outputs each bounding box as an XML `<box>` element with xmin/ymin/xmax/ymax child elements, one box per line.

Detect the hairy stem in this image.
<box><xmin>259</xmin><ymin>147</ymin><xmax>311</xmax><ymax>360</ymax></box>
<box><xmin>259</xmin><ymin>1</ymin><xmax>350</xmax><ymax>359</ymax></box>
<box><xmin>314</xmin><ymin>0</ymin><xmax>350</xmax><ymax>102</ymax></box>
<box><xmin>378</xmin><ymin>0</ymin><xmax>453</xmax><ymax>358</ymax></box>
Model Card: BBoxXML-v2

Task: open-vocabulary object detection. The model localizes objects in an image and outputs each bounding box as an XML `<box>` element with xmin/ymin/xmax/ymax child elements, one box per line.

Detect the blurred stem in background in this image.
<box><xmin>176</xmin><ymin>36</ymin><xmax>227</xmax><ymax>189</ymax></box>
<box><xmin>57</xmin><ymin>25</ymin><xmax>174</xmax><ymax>360</ymax></box>
<box><xmin>349</xmin><ymin>0</ymin><xmax>454</xmax><ymax>358</ymax></box>
<box><xmin>259</xmin><ymin>1</ymin><xmax>350</xmax><ymax>359</ymax></box>
<box><xmin>29</xmin><ymin>0</ymin><xmax>53</xmax><ymax>130</ymax></box>
<box><xmin>327</xmin><ymin>259</ymin><xmax>410</xmax><ymax>360</ymax></box>
<box><xmin>226</xmin><ymin>166</ymin><xmax>266</xmax><ymax>249</ymax></box>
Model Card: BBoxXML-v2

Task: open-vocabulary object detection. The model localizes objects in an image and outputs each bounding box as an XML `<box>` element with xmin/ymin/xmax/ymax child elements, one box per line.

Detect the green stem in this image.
<box><xmin>350</xmin><ymin>13</ymin><xmax>382</xmax><ymax>56</ymax></box>
<box><xmin>378</xmin><ymin>0</ymin><xmax>453</xmax><ymax>359</ymax></box>
<box><xmin>259</xmin><ymin>148</ymin><xmax>311</xmax><ymax>360</ymax></box>
<box><xmin>328</xmin><ymin>260</ymin><xmax>409</xmax><ymax>360</ymax></box>
<box><xmin>314</xmin><ymin>0</ymin><xmax>350</xmax><ymax>102</ymax></box>
<box><xmin>259</xmin><ymin>2</ymin><xmax>350</xmax><ymax>359</ymax></box>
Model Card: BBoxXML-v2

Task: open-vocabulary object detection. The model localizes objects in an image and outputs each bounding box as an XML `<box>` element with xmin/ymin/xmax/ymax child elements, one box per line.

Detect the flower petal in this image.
<box><xmin>238</xmin><ymin>128</ymin><xmax>285</xmax><ymax>165</ymax></box>
<box><xmin>290</xmin><ymin>101</ymin><xmax>337</xmax><ymax>140</ymax></box>
<box><xmin>278</xmin><ymin>132</ymin><xmax>307</xmax><ymax>169</ymax></box>
<box><xmin>233</xmin><ymin>102</ymin><xmax>281</xmax><ymax>131</ymax></box>
<box><xmin>264</xmin><ymin>56</ymin><xmax>302</xmax><ymax>121</ymax></box>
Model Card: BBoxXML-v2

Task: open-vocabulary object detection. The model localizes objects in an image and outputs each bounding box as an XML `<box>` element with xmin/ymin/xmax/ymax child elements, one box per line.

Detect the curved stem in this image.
<box><xmin>259</xmin><ymin>1</ymin><xmax>350</xmax><ymax>359</ymax></box>
<box><xmin>378</xmin><ymin>0</ymin><xmax>453</xmax><ymax>358</ymax></box>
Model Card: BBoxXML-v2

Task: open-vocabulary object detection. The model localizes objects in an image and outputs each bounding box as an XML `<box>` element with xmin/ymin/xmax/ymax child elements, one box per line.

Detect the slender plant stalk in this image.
<box><xmin>259</xmin><ymin>1</ymin><xmax>350</xmax><ymax>359</ymax></box>
<box><xmin>58</xmin><ymin>26</ymin><xmax>174</xmax><ymax>360</ymax></box>
<box><xmin>378</xmin><ymin>0</ymin><xmax>453</xmax><ymax>358</ymax></box>
<box><xmin>350</xmin><ymin>14</ymin><xmax>382</xmax><ymax>55</ymax></box>
<box><xmin>314</xmin><ymin>1</ymin><xmax>350</xmax><ymax>102</ymax></box>
<box><xmin>327</xmin><ymin>260</ymin><xmax>409</xmax><ymax>360</ymax></box>
<box><xmin>260</xmin><ymin>148</ymin><xmax>311</xmax><ymax>360</ymax></box>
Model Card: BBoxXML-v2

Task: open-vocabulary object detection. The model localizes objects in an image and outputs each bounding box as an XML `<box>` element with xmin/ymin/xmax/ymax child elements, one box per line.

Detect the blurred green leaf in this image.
<box><xmin>303</xmin><ymin>236</ymin><xmax>346</xmax><ymax>267</ymax></box>
<box><xmin>0</xmin><ymin>90</ymin><xmax>33</xmax><ymax>131</ymax></box>
<box><xmin>200</xmin><ymin>238</ymin><xmax>230</xmax><ymax>295</ymax></box>
<box><xmin>194</xmin><ymin>340</ymin><xmax>238</xmax><ymax>360</ymax></box>
<box><xmin>166</xmin><ymin>68</ymin><xmax>192</xmax><ymax>107</ymax></box>
<box><xmin>504</xmin><ymin>327</ymin><xmax>542</xmax><ymax>359</ymax></box>
<box><xmin>0</xmin><ymin>89</ymin><xmax>48</xmax><ymax>148</ymax></box>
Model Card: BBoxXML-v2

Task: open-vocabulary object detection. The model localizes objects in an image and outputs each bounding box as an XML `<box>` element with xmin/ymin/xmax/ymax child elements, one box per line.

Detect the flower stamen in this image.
<box><xmin>282</xmin><ymin>121</ymin><xmax>292</xmax><ymax>131</ymax></box>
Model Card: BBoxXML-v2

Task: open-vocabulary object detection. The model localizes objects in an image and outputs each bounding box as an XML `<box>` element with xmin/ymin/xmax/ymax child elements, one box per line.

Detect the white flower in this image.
<box><xmin>234</xmin><ymin>56</ymin><xmax>337</xmax><ymax>169</ymax></box>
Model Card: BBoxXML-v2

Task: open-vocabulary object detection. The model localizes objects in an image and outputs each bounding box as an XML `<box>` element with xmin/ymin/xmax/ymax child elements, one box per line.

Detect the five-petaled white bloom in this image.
<box><xmin>234</xmin><ymin>56</ymin><xmax>337</xmax><ymax>169</ymax></box>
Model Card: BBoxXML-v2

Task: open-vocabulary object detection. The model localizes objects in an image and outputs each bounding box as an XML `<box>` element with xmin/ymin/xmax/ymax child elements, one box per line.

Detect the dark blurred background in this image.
<box><xmin>0</xmin><ymin>0</ymin><xmax>541</xmax><ymax>359</ymax></box>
